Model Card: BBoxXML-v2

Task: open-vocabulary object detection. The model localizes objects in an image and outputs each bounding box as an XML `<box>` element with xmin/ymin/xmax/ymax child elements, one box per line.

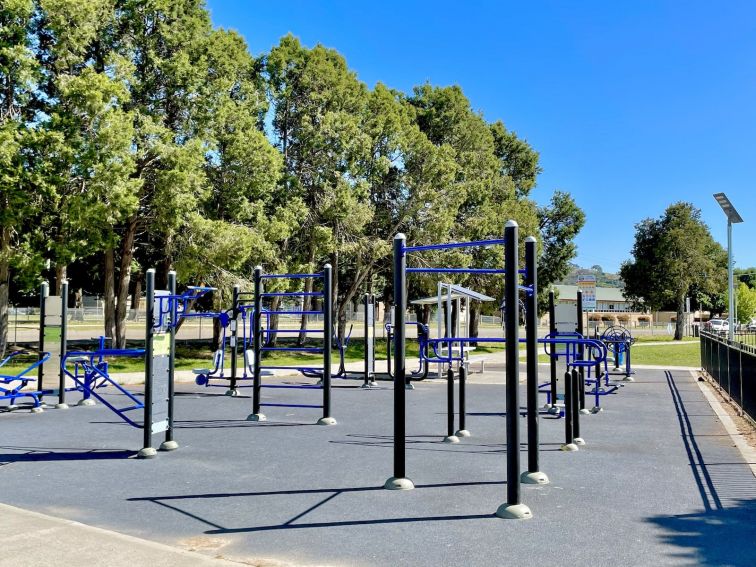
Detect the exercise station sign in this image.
<box><xmin>577</xmin><ymin>275</ymin><xmax>597</xmax><ymax>311</ymax></box>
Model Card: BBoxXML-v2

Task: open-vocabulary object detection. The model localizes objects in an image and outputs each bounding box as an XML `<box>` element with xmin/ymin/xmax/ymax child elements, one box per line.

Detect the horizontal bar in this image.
<box><xmin>404</xmin><ymin>238</ymin><xmax>506</xmax><ymax>252</ymax></box>
<box><xmin>259</xmin><ymin>366</ymin><xmax>325</xmax><ymax>371</ymax></box>
<box><xmin>261</xmin><ymin>384</ymin><xmax>322</xmax><ymax>389</ymax></box>
<box><xmin>259</xmin><ymin>403</ymin><xmax>324</xmax><ymax>409</ymax></box>
<box><xmin>260</xmin><ymin>273</ymin><xmax>323</xmax><ymax>279</ymax></box>
<box><xmin>260</xmin><ymin>347</ymin><xmax>323</xmax><ymax>352</ymax></box>
<box><xmin>261</xmin><ymin>329</ymin><xmax>324</xmax><ymax>334</ymax></box>
<box><xmin>406</xmin><ymin>268</ymin><xmax>506</xmax><ymax>274</ymax></box>
<box><xmin>260</xmin><ymin>292</ymin><xmax>324</xmax><ymax>297</ymax></box>
<box><xmin>261</xmin><ymin>310</ymin><xmax>324</xmax><ymax>315</ymax></box>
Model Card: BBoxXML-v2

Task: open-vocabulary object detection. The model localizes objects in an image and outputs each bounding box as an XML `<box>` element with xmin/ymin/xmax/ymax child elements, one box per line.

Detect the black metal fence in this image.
<box><xmin>700</xmin><ymin>330</ymin><xmax>756</xmax><ymax>421</ymax></box>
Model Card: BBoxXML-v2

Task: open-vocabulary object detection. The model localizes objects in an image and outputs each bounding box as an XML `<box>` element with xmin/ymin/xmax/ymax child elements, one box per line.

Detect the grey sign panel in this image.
<box><xmin>150</xmin><ymin>334</ymin><xmax>170</xmax><ymax>434</ymax></box>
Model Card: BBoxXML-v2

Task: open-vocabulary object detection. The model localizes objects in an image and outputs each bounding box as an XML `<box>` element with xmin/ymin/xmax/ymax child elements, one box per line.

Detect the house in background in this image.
<box><xmin>550</xmin><ymin>285</ymin><xmax>652</xmax><ymax>328</ymax></box>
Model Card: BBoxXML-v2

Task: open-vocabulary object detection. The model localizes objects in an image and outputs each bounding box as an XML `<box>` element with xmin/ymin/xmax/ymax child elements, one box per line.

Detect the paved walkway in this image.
<box><xmin>1</xmin><ymin>367</ymin><xmax>754</xmax><ymax>566</ymax></box>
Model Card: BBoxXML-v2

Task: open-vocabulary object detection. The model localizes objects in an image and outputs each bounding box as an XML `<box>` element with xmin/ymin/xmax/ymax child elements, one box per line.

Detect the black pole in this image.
<box><xmin>576</xmin><ymin>290</ymin><xmax>586</xmax><ymax>412</ymax></box>
<box><xmin>572</xmin><ymin>367</ymin><xmax>583</xmax><ymax>445</ymax></box>
<box><xmin>548</xmin><ymin>290</ymin><xmax>557</xmax><ymax>411</ymax></box>
<box><xmin>496</xmin><ymin>220</ymin><xmax>531</xmax><ymax>519</ymax></box>
<box><xmin>457</xmin><ymin>364</ymin><xmax>468</xmax><ymax>437</ymax></box>
<box><xmin>58</xmin><ymin>280</ymin><xmax>68</xmax><ymax>408</ymax></box>
<box><xmin>562</xmin><ymin>370</ymin><xmax>576</xmax><ymax>450</ymax></box>
<box><xmin>319</xmin><ymin>264</ymin><xmax>335</xmax><ymax>425</ymax></box>
<box><xmin>140</xmin><ymin>269</ymin><xmax>156</xmax><ymax>458</ymax></box>
<box><xmin>385</xmin><ymin>234</ymin><xmax>412</xmax><ymax>489</ymax></box>
<box><xmin>161</xmin><ymin>271</ymin><xmax>178</xmax><ymax>450</ymax></box>
<box><xmin>248</xmin><ymin>266</ymin><xmax>264</xmax><ymax>421</ymax></box>
<box><xmin>230</xmin><ymin>284</ymin><xmax>240</xmax><ymax>392</ymax></box>
<box><xmin>523</xmin><ymin>236</ymin><xmax>547</xmax><ymax>483</ymax></box>
<box><xmin>444</xmin><ymin>367</ymin><xmax>457</xmax><ymax>442</ymax></box>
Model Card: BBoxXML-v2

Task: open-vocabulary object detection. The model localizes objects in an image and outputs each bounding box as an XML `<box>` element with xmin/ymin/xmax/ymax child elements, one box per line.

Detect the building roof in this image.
<box><xmin>553</xmin><ymin>284</ymin><xmax>627</xmax><ymax>302</ymax></box>
<box><xmin>411</xmin><ymin>284</ymin><xmax>495</xmax><ymax>305</ymax></box>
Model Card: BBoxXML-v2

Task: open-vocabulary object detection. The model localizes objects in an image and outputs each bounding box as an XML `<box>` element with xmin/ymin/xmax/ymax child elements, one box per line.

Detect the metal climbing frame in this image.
<box><xmin>246</xmin><ymin>265</ymin><xmax>335</xmax><ymax>425</ymax></box>
<box><xmin>386</xmin><ymin>221</ymin><xmax>541</xmax><ymax>519</ymax></box>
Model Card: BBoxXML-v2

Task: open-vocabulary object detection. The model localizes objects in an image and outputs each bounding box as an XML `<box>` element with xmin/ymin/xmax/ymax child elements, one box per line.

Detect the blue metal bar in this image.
<box><xmin>260</xmin><ymin>403</ymin><xmax>324</xmax><ymax>409</ymax></box>
<box><xmin>260</xmin><ymin>365</ymin><xmax>325</xmax><ymax>371</ymax></box>
<box><xmin>261</xmin><ymin>310</ymin><xmax>324</xmax><ymax>316</ymax></box>
<box><xmin>260</xmin><ymin>347</ymin><xmax>323</xmax><ymax>353</ymax></box>
<box><xmin>404</xmin><ymin>238</ymin><xmax>507</xmax><ymax>252</ymax></box>
<box><xmin>406</xmin><ymin>268</ymin><xmax>506</xmax><ymax>274</ymax></box>
<box><xmin>260</xmin><ymin>292</ymin><xmax>324</xmax><ymax>297</ymax></box>
<box><xmin>260</xmin><ymin>273</ymin><xmax>323</xmax><ymax>279</ymax></box>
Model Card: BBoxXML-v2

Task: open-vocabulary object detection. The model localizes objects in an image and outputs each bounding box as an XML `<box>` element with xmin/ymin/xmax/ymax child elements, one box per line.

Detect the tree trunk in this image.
<box><xmin>266</xmin><ymin>296</ymin><xmax>282</xmax><ymax>347</ymax></box>
<box><xmin>674</xmin><ymin>295</ymin><xmax>685</xmax><ymax>341</ymax></box>
<box><xmin>115</xmin><ymin>217</ymin><xmax>138</xmax><ymax>348</ymax></box>
<box><xmin>212</xmin><ymin>318</ymin><xmax>221</xmax><ymax>351</ymax></box>
<box><xmin>331</xmin><ymin>249</ymin><xmax>339</xmax><ymax>342</ymax></box>
<box><xmin>298</xmin><ymin>246</ymin><xmax>316</xmax><ymax>345</ymax></box>
<box><xmin>104</xmin><ymin>247</ymin><xmax>116</xmax><ymax>339</ymax></box>
<box><xmin>54</xmin><ymin>264</ymin><xmax>67</xmax><ymax>294</ymax></box>
<box><xmin>0</xmin><ymin>227</ymin><xmax>10</xmax><ymax>357</ymax></box>
<box><xmin>469</xmin><ymin>301</ymin><xmax>481</xmax><ymax>347</ymax></box>
<box><xmin>131</xmin><ymin>275</ymin><xmax>142</xmax><ymax>315</ymax></box>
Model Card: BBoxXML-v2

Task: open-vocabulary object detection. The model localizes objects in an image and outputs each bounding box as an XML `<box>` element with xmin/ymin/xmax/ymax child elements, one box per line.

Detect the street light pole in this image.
<box><xmin>713</xmin><ymin>193</ymin><xmax>743</xmax><ymax>342</ymax></box>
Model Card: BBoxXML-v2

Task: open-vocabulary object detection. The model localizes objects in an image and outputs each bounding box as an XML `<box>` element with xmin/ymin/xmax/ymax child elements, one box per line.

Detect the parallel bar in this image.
<box><xmin>260</xmin><ymin>273</ymin><xmax>323</xmax><ymax>279</ymax></box>
<box><xmin>406</xmin><ymin>268</ymin><xmax>506</xmax><ymax>274</ymax></box>
<box><xmin>260</xmin><ymin>292</ymin><xmax>323</xmax><ymax>297</ymax></box>
<box><xmin>404</xmin><ymin>238</ymin><xmax>506</xmax><ymax>252</ymax></box>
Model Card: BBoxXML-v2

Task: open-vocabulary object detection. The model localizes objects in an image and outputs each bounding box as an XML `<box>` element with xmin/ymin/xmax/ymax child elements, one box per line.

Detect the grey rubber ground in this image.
<box><xmin>1</xmin><ymin>369</ymin><xmax>755</xmax><ymax>566</ymax></box>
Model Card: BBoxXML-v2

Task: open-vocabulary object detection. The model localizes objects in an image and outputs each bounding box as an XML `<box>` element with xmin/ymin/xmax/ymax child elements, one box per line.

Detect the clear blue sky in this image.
<box><xmin>206</xmin><ymin>0</ymin><xmax>756</xmax><ymax>273</ymax></box>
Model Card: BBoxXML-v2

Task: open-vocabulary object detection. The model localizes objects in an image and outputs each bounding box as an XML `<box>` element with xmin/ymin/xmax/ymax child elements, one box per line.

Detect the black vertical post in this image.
<box><xmin>496</xmin><ymin>220</ymin><xmax>531</xmax><ymax>519</ymax></box>
<box><xmin>548</xmin><ymin>290</ymin><xmax>557</xmax><ymax>410</ymax></box>
<box><xmin>161</xmin><ymin>271</ymin><xmax>178</xmax><ymax>450</ymax></box>
<box><xmin>561</xmin><ymin>370</ymin><xmax>576</xmax><ymax>450</ymax></box>
<box><xmin>457</xmin><ymin>364</ymin><xmax>468</xmax><ymax>437</ymax></box>
<box><xmin>248</xmin><ymin>267</ymin><xmax>264</xmax><ymax>421</ymax></box>
<box><xmin>363</xmin><ymin>293</ymin><xmax>370</xmax><ymax>387</ymax></box>
<box><xmin>319</xmin><ymin>264</ymin><xmax>336</xmax><ymax>425</ymax></box>
<box><xmin>444</xmin><ymin>367</ymin><xmax>457</xmax><ymax>442</ymax></box>
<box><xmin>522</xmin><ymin>237</ymin><xmax>547</xmax><ymax>483</ymax></box>
<box><xmin>625</xmin><ymin>343</ymin><xmax>632</xmax><ymax>378</ymax></box>
<box><xmin>576</xmin><ymin>290</ymin><xmax>586</xmax><ymax>412</ymax></box>
<box><xmin>141</xmin><ymin>269</ymin><xmax>156</xmax><ymax>457</ymax></box>
<box><xmin>230</xmin><ymin>285</ymin><xmax>240</xmax><ymax>392</ymax></box>
<box><xmin>38</xmin><ymin>282</ymin><xmax>48</xmax><ymax>391</ymax></box>
<box><xmin>58</xmin><ymin>280</ymin><xmax>68</xmax><ymax>408</ymax></box>
<box><xmin>385</xmin><ymin>234</ymin><xmax>413</xmax><ymax>489</ymax></box>
<box><xmin>572</xmin><ymin>367</ymin><xmax>584</xmax><ymax>444</ymax></box>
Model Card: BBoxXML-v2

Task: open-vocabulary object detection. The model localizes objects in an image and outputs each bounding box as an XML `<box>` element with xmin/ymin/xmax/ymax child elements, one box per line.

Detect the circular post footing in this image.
<box><xmin>560</xmin><ymin>443</ymin><xmax>579</xmax><ymax>452</ymax></box>
<box><xmin>623</xmin><ymin>376</ymin><xmax>635</xmax><ymax>382</ymax></box>
<box><xmin>7</xmin><ymin>405</ymin><xmax>18</xmax><ymax>411</ymax></box>
<box><xmin>495</xmin><ymin>503</ymin><xmax>533</xmax><ymax>520</ymax></box>
<box><xmin>520</xmin><ymin>471</ymin><xmax>550</xmax><ymax>485</ymax></box>
<box><xmin>443</xmin><ymin>435</ymin><xmax>460</xmax><ymax>443</ymax></box>
<box><xmin>405</xmin><ymin>383</ymin><xmax>415</xmax><ymax>390</ymax></box>
<box><xmin>574</xmin><ymin>437</ymin><xmax>586</xmax><ymax>446</ymax></box>
<box><xmin>246</xmin><ymin>413</ymin><xmax>267</xmax><ymax>422</ymax></box>
<box><xmin>77</xmin><ymin>399</ymin><xmax>96</xmax><ymax>407</ymax></box>
<box><xmin>159</xmin><ymin>440</ymin><xmax>179</xmax><ymax>451</ymax></box>
<box><xmin>384</xmin><ymin>477</ymin><xmax>415</xmax><ymax>490</ymax></box>
<box><xmin>54</xmin><ymin>403</ymin><xmax>69</xmax><ymax>410</ymax></box>
<box><xmin>30</xmin><ymin>406</ymin><xmax>44</xmax><ymax>414</ymax></box>
<box><xmin>317</xmin><ymin>416</ymin><xmax>337</xmax><ymax>426</ymax></box>
<box><xmin>455</xmin><ymin>429</ymin><xmax>471</xmax><ymax>438</ymax></box>
<box><xmin>579</xmin><ymin>408</ymin><xmax>591</xmax><ymax>415</ymax></box>
<box><xmin>548</xmin><ymin>406</ymin><xmax>561</xmax><ymax>415</ymax></box>
<box><xmin>591</xmin><ymin>406</ymin><xmax>603</xmax><ymax>414</ymax></box>
<box><xmin>225</xmin><ymin>389</ymin><xmax>239</xmax><ymax>397</ymax></box>
<box><xmin>360</xmin><ymin>383</ymin><xmax>372</xmax><ymax>389</ymax></box>
<box><xmin>137</xmin><ymin>447</ymin><xmax>158</xmax><ymax>459</ymax></box>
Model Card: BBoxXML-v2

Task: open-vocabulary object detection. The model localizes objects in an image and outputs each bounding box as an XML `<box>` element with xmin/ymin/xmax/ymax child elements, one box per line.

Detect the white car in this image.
<box><xmin>747</xmin><ymin>320</ymin><xmax>756</xmax><ymax>332</ymax></box>
<box><xmin>706</xmin><ymin>319</ymin><xmax>729</xmax><ymax>334</ymax></box>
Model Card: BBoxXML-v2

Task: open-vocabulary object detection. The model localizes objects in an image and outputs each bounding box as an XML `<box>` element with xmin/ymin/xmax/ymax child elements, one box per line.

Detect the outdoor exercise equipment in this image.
<box><xmin>246</xmin><ymin>265</ymin><xmax>336</xmax><ymax>425</ymax></box>
<box><xmin>386</xmin><ymin>221</ymin><xmax>548</xmax><ymax>520</ymax></box>
<box><xmin>385</xmin><ymin>319</ymin><xmax>430</xmax><ymax>385</ymax></box>
<box><xmin>600</xmin><ymin>325</ymin><xmax>635</xmax><ymax>380</ymax></box>
<box><xmin>0</xmin><ymin>351</ymin><xmax>51</xmax><ymax>411</ymax></box>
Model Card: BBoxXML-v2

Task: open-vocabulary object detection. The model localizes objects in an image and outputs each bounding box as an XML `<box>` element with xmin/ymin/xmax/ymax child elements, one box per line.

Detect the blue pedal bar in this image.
<box><xmin>404</xmin><ymin>238</ymin><xmax>507</xmax><ymax>252</ymax></box>
<box><xmin>259</xmin><ymin>403</ymin><xmax>324</xmax><ymax>409</ymax></box>
<box><xmin>260</xmin><ymin>273</ymin><xmax>323</xmax><ymax>279</ymax></box>
<box><xmin>406</xmin><ymin>268</ymin><xmax>506</xmax><ymax>274</ymax></box>
<box><xmin>260</xmin><ymin>292</ymin><xmax>324</xmax><ymax>297</ymax></box>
